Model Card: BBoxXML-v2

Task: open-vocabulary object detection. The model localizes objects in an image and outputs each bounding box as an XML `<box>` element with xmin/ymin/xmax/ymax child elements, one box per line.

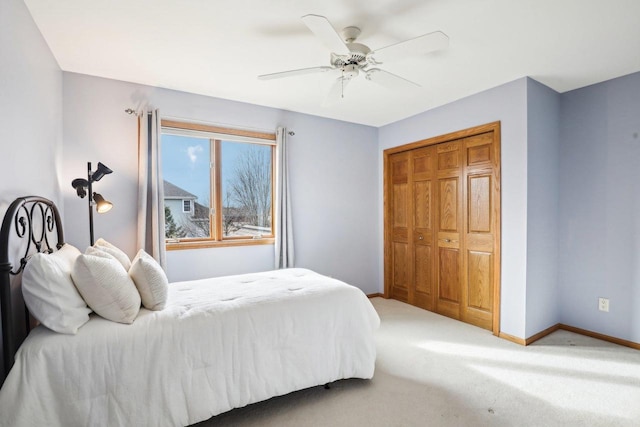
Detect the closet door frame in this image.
<box><xmin>383</xmin><ymin>121</ymin><xmax>502</xmax><ymax>336</ymax></box>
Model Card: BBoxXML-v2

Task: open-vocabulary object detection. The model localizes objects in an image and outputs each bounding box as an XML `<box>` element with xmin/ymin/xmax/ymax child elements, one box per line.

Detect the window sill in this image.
<box><xmin>166</xmin><ymin>238</ymin><xmax>275</xmax><ymax>251</ymax></box>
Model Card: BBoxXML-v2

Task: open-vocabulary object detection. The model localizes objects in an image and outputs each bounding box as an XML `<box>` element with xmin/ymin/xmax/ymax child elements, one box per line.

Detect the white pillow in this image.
<box><xmin>93</xmin><ymin>238</ymin><xmax>131</xmax><ymax>271</ymax></box>
<box><xmin>72</xmin><ymin>249</ymin><xmax>141</xmax><ymax>324</ymax></box>
<box><xmin>129</xmin><ymin>249</ymin><xmax>168</xmax><ymax>311</ymax></box>
<box><xmin>22</xmin><ymin>244</ymin><xmax>91</xmax><ymax>334</ymax></box>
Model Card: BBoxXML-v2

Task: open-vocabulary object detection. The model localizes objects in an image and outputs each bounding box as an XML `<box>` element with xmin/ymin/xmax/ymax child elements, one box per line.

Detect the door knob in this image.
<box><xmin>418</xmin><ymin>235</ymin><xmax>424</xmax><ymax>240</ymax></box>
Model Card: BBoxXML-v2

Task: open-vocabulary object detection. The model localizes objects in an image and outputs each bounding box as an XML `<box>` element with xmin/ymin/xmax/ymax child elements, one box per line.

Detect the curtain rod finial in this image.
<box><xmin>288</xmin><ymin>131</ymin><xmax>295</xmax><ymax>136</ymax></box>
<box><xmin>124</xmin><ymin>108</ymin><xmax>136</xmax><ymax>115</ymax></box>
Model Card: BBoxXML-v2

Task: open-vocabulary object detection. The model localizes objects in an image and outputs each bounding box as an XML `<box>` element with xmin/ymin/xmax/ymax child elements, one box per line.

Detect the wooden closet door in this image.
<box><xmin>462</xmin><ymin>132</ymin><xmax>499</xmax><ymax>330</ymax></box>
<box><xmin>389</xmin><ymin>152</ymin><xmax>410</xmax><ymax>302</ymax></box>
<box><xmin>384</xmin><ymin>122</ymin><xmax>501</xmax><ymax>334</ymax></box>
<box><xmin>411</xmin><ymin>147</ymin><xmax>436</xmax><ymax>310</ymax></box>
<box><xmin>435</xmin><ymin>140</ymin><xmax>464</xmax><ymax>320</ymax></box>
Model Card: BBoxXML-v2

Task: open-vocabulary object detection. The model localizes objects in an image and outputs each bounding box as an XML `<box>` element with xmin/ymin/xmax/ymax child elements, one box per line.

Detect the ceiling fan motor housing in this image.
<box><xmin>346</xmin><ymin>42</ymin><xmax>370</xmax><ymax>61</ymax></box>
<box><xmin>332</xmin><ymin>42</ymin><xmax>371</xmax><ymax>70</ymax></box>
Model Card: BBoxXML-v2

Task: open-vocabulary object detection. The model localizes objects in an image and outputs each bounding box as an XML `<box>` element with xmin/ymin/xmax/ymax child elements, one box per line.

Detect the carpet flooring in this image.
<box><xmin>196</xmin><ymin>297</ymin><xmax>640</xmax><ymax>426</ymax></box>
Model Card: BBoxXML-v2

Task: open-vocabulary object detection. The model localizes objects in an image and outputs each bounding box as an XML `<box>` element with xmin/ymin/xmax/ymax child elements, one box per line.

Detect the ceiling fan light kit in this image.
<box><xmin>258</xmin><ymin>14</ymin><xmax>449</xmax><ymax>103</ymax></box>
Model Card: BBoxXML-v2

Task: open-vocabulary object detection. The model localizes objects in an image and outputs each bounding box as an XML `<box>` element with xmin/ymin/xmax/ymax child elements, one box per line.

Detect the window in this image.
<box><xmin>161</xmin><ymin>120</ymin><xmax>275</xmax><ymax>249</ymax></box>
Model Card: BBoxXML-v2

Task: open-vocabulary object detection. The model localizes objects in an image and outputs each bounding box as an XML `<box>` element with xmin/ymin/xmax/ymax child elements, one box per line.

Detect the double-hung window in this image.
<box><xmin>161</xmin><ymin>120</ymin><xmax>275</xmax><ymax>249</ymax></box>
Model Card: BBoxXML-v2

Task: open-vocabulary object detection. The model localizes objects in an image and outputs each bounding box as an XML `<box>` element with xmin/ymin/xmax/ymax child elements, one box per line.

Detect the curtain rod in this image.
<box><xmin>124</xmin><ymin>108</ymin><xmax>294</xmax><ymax>136</ymax></box>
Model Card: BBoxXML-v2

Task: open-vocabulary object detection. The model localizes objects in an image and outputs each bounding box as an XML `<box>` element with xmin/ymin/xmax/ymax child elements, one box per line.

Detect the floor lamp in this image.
<box><xmin>71</xmin><ymin>162</ymin><xmax>113</xmax><ymax>246</ymax></box>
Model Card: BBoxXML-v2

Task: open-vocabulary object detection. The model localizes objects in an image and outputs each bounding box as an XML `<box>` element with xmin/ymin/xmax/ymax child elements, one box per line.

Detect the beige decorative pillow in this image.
<box><xmin>93</xmin><ymin>238</ymin><xmax>131</xmax><ymax>271</ymax></box>
<box><xmin>129</xmin><ymin>249</ymin><xmax>168</xmax><ymax>310</ymax></box>
<box><xmin>72</xmin><ymin>249</ymin><xmax>141</xmax><ymax>324</ymax></box>
<box><xmin>22</xmin><ymin>244</ymin><xmax>91</xmax><ymax>334</ymax></box>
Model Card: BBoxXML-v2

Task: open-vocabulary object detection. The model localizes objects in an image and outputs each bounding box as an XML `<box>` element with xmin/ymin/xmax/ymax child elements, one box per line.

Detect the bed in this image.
<box><xmin>0</xmin><ymin>196</ymin><xmax>380</xmax><ymax>426</ymax></box>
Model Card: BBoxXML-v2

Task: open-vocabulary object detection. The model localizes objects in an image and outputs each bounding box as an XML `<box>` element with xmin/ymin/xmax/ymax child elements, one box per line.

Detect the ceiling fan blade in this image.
<box><xmin>301</xmin><ymin>14</ymin><xmax>350</xmax><ymax>55</ymax></box>
<box><xmin>366</xmin><ymin>68</ymin><xmax>420</xmax><ymax>90</ymax></box>
<box><xmin>323</xmin><ymin>76</ymin><xmax>352</xmax><ymax>105</ymax></box>
<box><xmin>258</xmin><ymin>66</ymin><xmax>334</xmax><ymax>80</ymax></box>
<box><xmin>370</xmin><ymin>31</ymin><xmax>449</xmax><ymax>63</ymax></box>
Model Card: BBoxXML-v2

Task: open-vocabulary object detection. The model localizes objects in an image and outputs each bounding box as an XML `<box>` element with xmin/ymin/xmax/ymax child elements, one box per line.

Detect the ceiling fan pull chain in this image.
<box><xmin>341</xmin><ymin>69</ymin><xmax>345</xmax><ymax>98</ymax></box>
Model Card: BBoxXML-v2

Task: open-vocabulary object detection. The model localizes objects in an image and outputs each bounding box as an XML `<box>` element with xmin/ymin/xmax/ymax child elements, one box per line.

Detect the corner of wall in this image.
<box><xmin>524</xmin><ymin>78</ymin><xmax>561</xmax><ymax>337</ymax></box>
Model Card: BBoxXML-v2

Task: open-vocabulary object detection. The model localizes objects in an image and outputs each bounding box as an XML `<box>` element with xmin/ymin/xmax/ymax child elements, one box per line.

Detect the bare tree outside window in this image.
<box><xmin>226</xmin><ymin>144</ymin><xmax>272</xmax><ymax>235</ymax></box>
<box><xmin>222</xmin><ymin>189</ymin><xmax>242</xmax><ymax>236</ymax></box>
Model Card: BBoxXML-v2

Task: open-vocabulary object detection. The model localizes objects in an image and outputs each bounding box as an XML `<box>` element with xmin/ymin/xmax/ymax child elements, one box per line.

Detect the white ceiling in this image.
<box><xmin>24</xmin><ymin>0</ymin><xmax>640</xmax><ymax>127</ymax></box>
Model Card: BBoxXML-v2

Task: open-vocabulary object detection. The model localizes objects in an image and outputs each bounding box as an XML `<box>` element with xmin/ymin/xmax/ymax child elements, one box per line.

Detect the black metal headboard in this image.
<box><xmin>0</xmin><ymin>196</ymin><xmax>64</xmax><ymax>386</ymax></box>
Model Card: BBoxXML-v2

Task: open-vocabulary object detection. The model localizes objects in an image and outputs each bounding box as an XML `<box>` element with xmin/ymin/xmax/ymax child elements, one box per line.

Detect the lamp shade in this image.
<box><xmin>71</xmin><ymin>178</ymin><xmax>89</xmax><ymax>198</ymax></box>
<box><xmin>93</xmin><ymin>193</ymin><xmax>113</xmax><ymax>213</ymax></box>
<box><xmin>91</xmin><ymin>162</ymin><xmax>113</xmax><ymax>182</ymax></box>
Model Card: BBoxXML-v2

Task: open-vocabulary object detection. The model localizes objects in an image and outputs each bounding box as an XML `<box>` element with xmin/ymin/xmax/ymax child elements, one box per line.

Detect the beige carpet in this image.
<box><xmin>196</xmin><ymin>297</ymin><xmax>640</xmax><ymax>426</ymax></box>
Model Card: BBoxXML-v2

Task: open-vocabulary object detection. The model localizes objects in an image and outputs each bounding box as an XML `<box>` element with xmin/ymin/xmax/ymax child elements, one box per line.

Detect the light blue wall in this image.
<box><xmin>525</xmin><ymin>78</ymin><xmax>560</xmax><ymax>337</ymax></box>
<box><xmin>0</xmin><ymin>0</ymin><xmax>62</xmax><ymax>381</ymax></box>
<box><xmin>0</xmin><ymin>0</ymin><xmax>62</xmax><ymax>211</ymax></box>
<box><xmin>558</xmin><ymin>71</ymin><xmax>640</xmax><ymax>343</ymax></box>
<box><xmin>378</xmin><ymin>78</ymin><xmax>529</xmax><ymax>338</ymax></box>
<box><xmin>61</xmin><ymin>74</ymin><xmax>380</xmax><ymax>293</ymax></box>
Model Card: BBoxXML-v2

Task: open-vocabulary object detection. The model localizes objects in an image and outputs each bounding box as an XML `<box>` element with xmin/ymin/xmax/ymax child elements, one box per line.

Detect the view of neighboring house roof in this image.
<box><xmin>163</xmin><ymin>180</ymin><xmax>197</xmax><ymax>199</ymax></box>
<box><xmin>193</xmin><ymin>201</ymin><xmax>209</xmax><ymax>219</ymax></box>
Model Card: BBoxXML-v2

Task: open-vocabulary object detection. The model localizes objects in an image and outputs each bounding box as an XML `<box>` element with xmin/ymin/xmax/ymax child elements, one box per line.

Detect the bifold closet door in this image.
<box><xmin>388</xmin><ymin>147</ymin><xmax>437</xmax><ymax>309</ymax></box>
<box><xmin>389</xmin><ymin>151</ymin><xmax>409</xmax><ymax>302</ymax></box>
<box><xmin>435</xmin><ymin>140</ymin><xmax>463</xmax><ymax>320</ymax></box>
<box><xmin>461</xmin><ymin>132</ymin><xmax>499</xmax><ymax>330</ymax></box>
<box><xmin>411</xmin><ymin>147</ymin><xmax>436</xmax><ymax>311</ymax></box>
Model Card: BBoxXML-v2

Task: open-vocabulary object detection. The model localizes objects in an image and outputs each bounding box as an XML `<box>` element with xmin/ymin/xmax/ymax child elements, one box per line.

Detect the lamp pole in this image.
<box><xmin>87</xmin><ymin>162</ymin><xmax>94</xmax><ymax>246</ymax></box>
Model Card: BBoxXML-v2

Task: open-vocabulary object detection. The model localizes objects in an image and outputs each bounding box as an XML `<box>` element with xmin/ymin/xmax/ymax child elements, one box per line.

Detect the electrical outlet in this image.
<box><xmin>598</xmin><ymin>298</ymin><xmax>610</xmax><ymax>312</ymax></box>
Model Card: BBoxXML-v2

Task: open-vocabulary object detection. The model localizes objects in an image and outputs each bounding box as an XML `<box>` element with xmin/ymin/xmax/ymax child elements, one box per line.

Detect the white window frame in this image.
<box><xmin>182</xmin><ymin>199</ymin><xmax>192</xmax><ymax>213</ymax></box>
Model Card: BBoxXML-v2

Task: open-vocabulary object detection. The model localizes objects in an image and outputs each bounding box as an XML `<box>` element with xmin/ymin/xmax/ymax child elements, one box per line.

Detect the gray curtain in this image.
<box><xmin>137</xmin><ymin>109</ymin><xmax>166</xmax><ymax>268</ymax></box>
<box><xmin>275</xmin><ymin>127</ymin><xmax>294</xmax><ymax>269</ymax></box>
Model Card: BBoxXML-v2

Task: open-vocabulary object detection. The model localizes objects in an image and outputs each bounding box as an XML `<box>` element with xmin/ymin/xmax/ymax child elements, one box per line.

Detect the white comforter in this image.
<box><xmin>0</xmin><ymin>268</ymin><xmax>380</xmax><ymax>427</ymax></box>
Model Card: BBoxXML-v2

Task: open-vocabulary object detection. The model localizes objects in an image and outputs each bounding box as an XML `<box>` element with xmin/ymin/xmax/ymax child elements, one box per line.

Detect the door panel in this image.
<box><xmin>414</xmin><ymin>244</ymin><xmax>432</xmax><ymax>295</ymax></box>
<box><xmin>393</xmin><ymin>183</ymin><xmax>408</xmax><ymax>227</ymax></box>
<box><xmin>413</xmin><ymin>149</ymin><xmax>434</xmax><ymax>178</ymax></box>
<box><xmin>468</xmin><ymin>175</ymin><xmax>491</xmax><ymax>233</ymax></box>
<box><xmin>439</xmin><ymin>248</ymin><xmax>460</xmax><ymax>302</ymax></box>
<box><xmin>437</xmin><ymin>247</ymin><xmax>461</xmax><ymax>319</ymax></box>
<box><xmin>392</xmin><ymin>242</ymin><xmax>409</xmax><ymax>301</ymax></box>
<box><xmin>437</xmin><ymin>145</ymin><xmax>460</xmax><ymax>170</ymax></box>
<box><xmin>439</xmin><ymin>179</ymin><xmax>458</xmax><ymax>232</ymax></box>
<box><xmin>414</xmin><ymin>181</ymin><xmax>431</xmax><ymax>229</ymax></box>
<box><xmin>467</xmin><ymin>251</ymin><xmax>492</xmax><ymax>311</ymax></box>
<box><xmin>468</xmin><ymin>145</ymin><xmax>491</xmax><ymax>166</ymax></box>
<box><xmin>466</xmin><ymin>133</ymin><xmax>494</xmax><ymax>166</ymax></box>
<box><xmin>392</xmin><ymin>154</ymin><xmax>408</xmax><ymax>180</ymax></box>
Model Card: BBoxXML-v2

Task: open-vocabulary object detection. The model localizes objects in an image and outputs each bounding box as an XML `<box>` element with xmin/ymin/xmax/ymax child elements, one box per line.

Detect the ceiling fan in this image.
<box><xmin>258</xmin><ymin>14</ymin><xmax>449</xmax><ymax>103</ymax></box>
